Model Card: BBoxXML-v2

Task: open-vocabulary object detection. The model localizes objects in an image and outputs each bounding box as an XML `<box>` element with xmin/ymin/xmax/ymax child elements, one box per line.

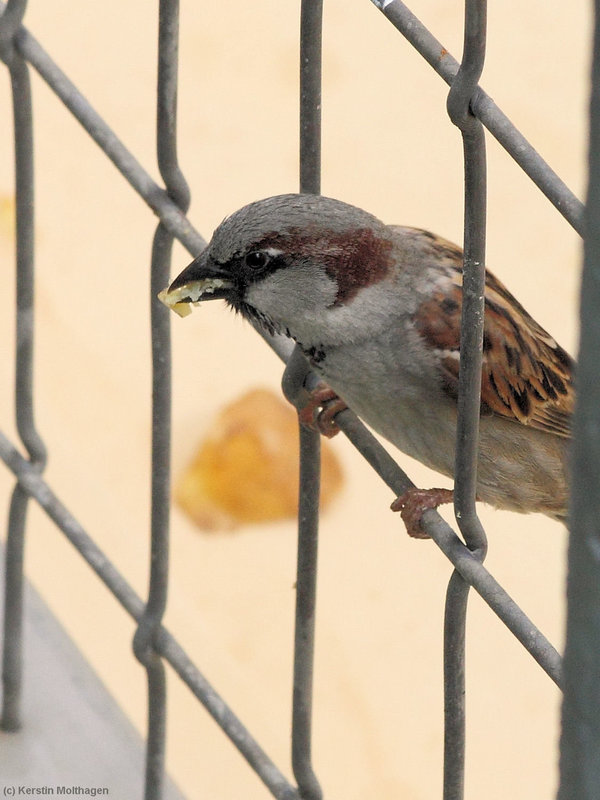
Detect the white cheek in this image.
<box><xmin>245</xmin><ymin>266</ymin><xmax>338</xmax><ymax>332</ymax></box>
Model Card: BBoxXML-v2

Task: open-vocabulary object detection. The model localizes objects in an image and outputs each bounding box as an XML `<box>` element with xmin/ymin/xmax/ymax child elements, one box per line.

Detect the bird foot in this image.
<box><xmin>391</xmin><ymin>487</ymin><xmax>454</xmax><ymax>539</ymax></box>
<box><xmin>298</xmin><ymin>382</ymin><xmax>347</xmax><ymax>439</ymax></box>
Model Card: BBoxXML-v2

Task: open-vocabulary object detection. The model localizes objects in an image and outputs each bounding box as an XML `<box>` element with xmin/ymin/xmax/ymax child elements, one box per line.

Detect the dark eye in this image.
<box><xmin>244</xmin><ymin>251</ymin><xmax>269</xmax><ymax>270</ymax></box>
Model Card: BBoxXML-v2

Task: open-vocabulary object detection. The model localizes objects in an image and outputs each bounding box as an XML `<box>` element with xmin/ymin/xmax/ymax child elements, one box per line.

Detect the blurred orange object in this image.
<box><xmin>0</xmin><ymin>195</ymin><xmax>15</xmax><ymax>241</ymax></box>
<box><xmin>175</xmin><ymin>388</ymin><xmax>344</xmax><ymax>531</ymax></box>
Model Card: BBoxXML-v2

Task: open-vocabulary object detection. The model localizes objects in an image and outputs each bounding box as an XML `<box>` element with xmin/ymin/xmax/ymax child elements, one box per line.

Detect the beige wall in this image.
<box><xmin>0</xmin><ymin>1</ymin><xmax>589</xmax><ymax>798</ymax></box>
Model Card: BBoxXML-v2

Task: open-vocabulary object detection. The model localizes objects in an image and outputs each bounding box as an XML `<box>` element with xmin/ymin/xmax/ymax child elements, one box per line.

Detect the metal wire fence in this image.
<box><xmin>0</xmin><ymin>0</ymin><xmax>594</xmax><ymax>798</ymax></box>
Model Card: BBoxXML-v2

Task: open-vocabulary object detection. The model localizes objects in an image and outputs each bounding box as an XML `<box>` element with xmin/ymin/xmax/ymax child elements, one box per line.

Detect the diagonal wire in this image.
<box><xmin>368</xmin><ymin>0</ymin><xmax>584</xmax><ymax>236</ymax></box>
<box><xmin>0</xmin><ymin>430</ymin><xmax>300</xmax><ymax>800</ymax></box>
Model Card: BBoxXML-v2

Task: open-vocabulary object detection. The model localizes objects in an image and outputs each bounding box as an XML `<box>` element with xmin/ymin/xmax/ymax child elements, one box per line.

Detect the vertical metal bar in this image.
<box><xmin>0</xmin><ymin>0</ymin><xmax>48</xmax><ymax>732</ymax></box>
<box><xmin>443</xmin><ymin>571</ymin><xmax>469</xmax><ymax>800</ymax></box>
<box><xmin>558</xmin><ymin>0</ymin><xmax>600</xmax><ymax>794</ymax></box>
<box><xmin>131</xmin><ymin>221</ymin><xmax>172</xmax><ymax>800</ymax></box>
<box><xmin>2</xmin><ymin>486</ymin><xmax>30</xmax><ymax>731</ymax></box>
<box><xmin>288</xmin><ymin>3</ymin><xmax>324</xmax><ymax>799</ymax></box>
<box><xmin>442</xmin><ymin>3</ymin><xmax>487</xmax><ymax>798</ymax></box>
<box><xmin>299</xmin><ymin>0</ymin><xmax>322</xmax><ymax>196</ymax></box>
<box><xmin>447</xmin><ymin>0</ymin><xmax>488</xmax><ymax>557</ymax></box>
<box><xmin>291</xmin><ymin>426</ymin><xmax>323</xmax><ymax>800</ymax></box>
<box><xmin>132</xmin><ymin>2</ymin><xmax>190</xmax><ymax>798</ymax></box>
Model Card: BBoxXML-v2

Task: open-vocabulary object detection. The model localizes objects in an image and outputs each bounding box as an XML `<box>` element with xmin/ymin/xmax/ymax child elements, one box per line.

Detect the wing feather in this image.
<box><xmin>411</xmin><ymin>232</ymin><xmax>574</xmax><ymax>438</ymax></box>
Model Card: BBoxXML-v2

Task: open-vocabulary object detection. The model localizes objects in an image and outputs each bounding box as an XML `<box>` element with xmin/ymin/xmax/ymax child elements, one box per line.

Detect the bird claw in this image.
<box><xmin>391</xmin><ymin>487</ymin><xmax>454</xmax><ymax>539</ymax></box>
<box><xmin>298</xmin><ymin>383</ymin><xmax>347</xmax><ymax>438</ymax></box>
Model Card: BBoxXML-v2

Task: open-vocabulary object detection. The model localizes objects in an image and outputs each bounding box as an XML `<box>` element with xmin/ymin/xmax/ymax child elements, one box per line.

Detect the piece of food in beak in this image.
<box><xmin>158</xmin><ymin>277</ymin><xmax>230</xmax><ymax>318</ymax></box>
<box><xmin>157</xmin><ymin>287</ymin><xmax>193</xmax><ymax>317</ymax></box>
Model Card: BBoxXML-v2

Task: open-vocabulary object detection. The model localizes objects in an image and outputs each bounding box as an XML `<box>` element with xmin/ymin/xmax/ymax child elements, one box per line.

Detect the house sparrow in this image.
<box><xmin>160</xmin><ymin>194</ymin><xmax>573</xmax><ymax>534</ymax></box>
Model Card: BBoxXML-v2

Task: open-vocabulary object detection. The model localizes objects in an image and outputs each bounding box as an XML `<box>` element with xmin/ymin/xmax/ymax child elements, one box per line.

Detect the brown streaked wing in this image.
<box><xmin>413</xmin><ymin>241</ymin><xmax>574</xmax><ymax>438</ymax></box>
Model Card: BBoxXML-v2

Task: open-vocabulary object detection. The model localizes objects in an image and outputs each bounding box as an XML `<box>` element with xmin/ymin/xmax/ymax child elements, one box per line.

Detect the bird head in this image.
<box><xmin>160</xmin><ymin>193</ymin><xmax>399</xmax><ymax>347</ymax></box>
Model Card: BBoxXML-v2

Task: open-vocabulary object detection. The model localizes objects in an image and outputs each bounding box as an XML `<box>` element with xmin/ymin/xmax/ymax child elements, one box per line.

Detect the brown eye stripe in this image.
<box><xmin>250</xmin><ymin>226</ymin><xmax>394</xmax><ymax>305</ymax></box>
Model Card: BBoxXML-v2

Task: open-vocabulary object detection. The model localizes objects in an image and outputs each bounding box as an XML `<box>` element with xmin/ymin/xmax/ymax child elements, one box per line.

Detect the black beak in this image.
<box><xmin>158</xmin><ymin>250</ymin><xmax>234</xmax><ymax>317</ymax></box>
